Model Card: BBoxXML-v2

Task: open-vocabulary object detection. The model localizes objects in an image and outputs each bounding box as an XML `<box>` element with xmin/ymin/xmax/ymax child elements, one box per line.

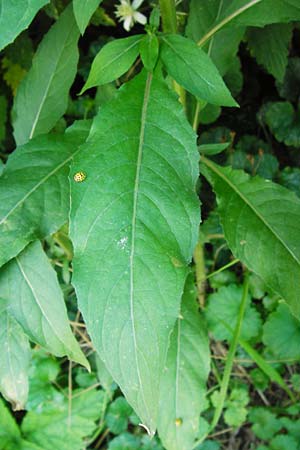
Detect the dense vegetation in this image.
<box><xmin>1</xmin><ymin>1</ymin><xmax>300</xmax><ymax>449</ymax></box>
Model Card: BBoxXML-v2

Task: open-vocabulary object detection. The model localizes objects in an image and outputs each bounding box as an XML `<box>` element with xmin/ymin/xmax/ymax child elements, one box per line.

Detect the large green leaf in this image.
<box><xmin>81</xmin><ymin>35</ymin><xmax>143</xmax><ymax>93</ymax></box>
<box><xmin>0</xmin><ymin>241</ymin><xmax>88</xmax><ymax>369</ymax></box>
<box><xmin>246</xmin><ymin>23</ymin><xmax>292</xmax><ymax>82</ymax></box>
<box><xmin>160</xmin><ymin>35</ymin><xmax>237</xmax><ymax>106</ymax></box>
<box><xmin>13</xmin><ymin>4</ymin><xmax>80</xmax><ymax>145</ymax></box>
<box><xmin>73</xmin><ymin>0</ymin><xmax>102</xmax><ymax>34</ymax></box>
<box><xmin>157</xmin><ymin>274</ymin><xmax>210</xmax><ymax>450</ymax></box>
<box><xmin>201</xmin><ymin>157</ymin><xmax>300</xmax><ymax>318</ymax></box>
<box><xmin>0</xmin><ymin>0</ymin><xmax>48</xmax><ymax>52</ymax></box>
<box><xmin>70</xmin><ymin>71</ymin><xmax>200</xmax><ymax>433</ymax></box>
<box><xmin>0</xmin><ymin>309</ymin><xmax>31</xmax><ymax>410</ymax></box>
<box><xmin>0</xmin><ymin>124</ymin><xmax>89</xmax><ymax>268</ymax></box>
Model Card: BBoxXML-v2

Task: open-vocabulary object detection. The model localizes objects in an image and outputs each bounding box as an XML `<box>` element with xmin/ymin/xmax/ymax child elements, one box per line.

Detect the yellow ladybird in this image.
<box><xmin>73</xmin><ymin>171</ymin><xmax>87</xmax><ymax>182</ymax></box>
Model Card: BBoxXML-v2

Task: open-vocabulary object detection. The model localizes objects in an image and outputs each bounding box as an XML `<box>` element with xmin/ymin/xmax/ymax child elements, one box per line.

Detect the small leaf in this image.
<box><xmin>0</xmin><ymin>241</ymin><xmax>89</xmax><ymax>369</ymax></box>
<box><xmin>205</xmin><ymin>284</ymin><xmax>262</xmax><ymax>342</ymax></box>
<box><xmin>248</xmin><ymin>407</ymin><xmax>281</xmax><ymax>440</ymax></box>
<box><xmin>0</xmin><ymin>310</ymin><xmax>31</xmax><ymax>410</ymax></box>
<box><xmin>263</xmin><ymin>303</ymin><xmax>300</xmax><ymax>360</ymax></box>
<box><xmin>0</xmin><ymin>126</ymin><xmax>89</xmax><ymax>268</ymax></box>
<box><xmin>106</xmin><ymin>397</ymin><xmax>133</xmax><ymax>435</ymax></box>
<box><xmin>202</xmin><ymin>158</ymin><xmax>300</xmax><ymax>319</ymax></box>
<box><xmin>73</xmin><ymin>0</ymin><xmax>103</xmax><ymax>34</ymax></box>
<box><xmin>160</xmin><ymin>34</ymin><xmax>237</xmax><ymax>106</ymax></box>
<box><xmin>70</xmin><ymin>71</ymin><xmax>200</xmax><ymax>433</ymax></box>
<box><xmin>21</xmin><ymin>389</ymin><xmax>105</xmax><ymax>449</ymax></box>
<box><xmin>13</xmin><ymin>4</ymin><xmax>80</xmax><ymax>145</ymax></box>
<box><xmin>198</xmin><ymin>142</ymin><xmax>229</xmax><ymax>156</ymax></box>
<box><xmin>80</xmin><ymin>35</ymin><xmax>143</xmax><ymax>93</ymax></box>
<box><xmin>140</xmin><ymin>34</ymin><xmax>159</xmax><ymax>72</ymax></box>
<box><xmin>0</xmin><ymin>0</ymin><xmax>48</xmax><ymax>52</ymax></box>
<box><xmin>157</xmin><ymin>274</ymin><xmax>210</xmax><ymax>450</ymax></box>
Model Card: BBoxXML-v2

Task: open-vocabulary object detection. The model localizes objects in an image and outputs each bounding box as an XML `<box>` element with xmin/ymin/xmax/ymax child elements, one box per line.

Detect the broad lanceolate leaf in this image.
<box><xmin>0</xmin><ymin>125</ymin><xmax>89</xmax><ymax>268</ymax></box>
<box><xmin>0</xmin><ymin>0</ymin><xmax>48</xmax><ymax>52</ymax></box>
<box><xmin>81</xmin><ymin>35</ymin><xmax>143</xmax><ymax>93</ymax></box>
<box><xmin>158</xmin><ymin>274</ymin><xmax>210</xmax><ymax>450</ymax></box>
<box><xmin>246</xmin><ymin>23</ymin><xmax>292</xmax><ymax>82</ymax></box>
<box><xmin>70</xmin><ymin>70</ymin><xmax>200</xmax><ymax>433</ymax></box>
<box><xmin>201</xmin><ymin>157</ymin><xmax>300</xmax><ymax>318</ymax></box>
<box><xmin>13</xmin><ymin>5</ymin><xmax>80</xmax><ymax>146</ymax></box>
<box><xmin>160</xmin><ymin>35</ymin><xmax>237</xmax><ymax>107</ymax></box>
<box><xmin>0</xmin><ymin>309</ymin><xmax>30</xmax><ymax>410</ymax></box>
<box><xmin>73</xmin><ymin>0</ymin><xmax>102</xmax><ymax>34</ymax></box>
<box><xmin>0</xmin><ymin>241</ymin><xmax>89</xmax><ymax>369</ymax></box>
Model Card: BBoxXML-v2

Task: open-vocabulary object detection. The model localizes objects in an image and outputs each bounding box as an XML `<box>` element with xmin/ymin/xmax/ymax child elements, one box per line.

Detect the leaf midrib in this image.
<box><xmin>202</xmin><ymin>157</ymin><xmax>300</xmax><ymax>265</ymax></box>
<box><xmin>129</xmin><ymin>72</ymin><xmax>153</xmax><ymax>425</ymax></box>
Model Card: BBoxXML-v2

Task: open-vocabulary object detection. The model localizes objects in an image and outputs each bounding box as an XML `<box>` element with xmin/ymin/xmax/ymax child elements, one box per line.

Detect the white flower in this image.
<box><xmin>115</xmin><ymin>0</ymin><xmax>147</xmax><ymax>31</ymax></box>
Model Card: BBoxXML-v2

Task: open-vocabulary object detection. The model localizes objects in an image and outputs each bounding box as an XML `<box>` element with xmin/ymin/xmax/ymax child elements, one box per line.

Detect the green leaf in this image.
<box><xmin>0</xmin><ymin>241</ymin><xmax>89</xmax><ymax>369</ymax></box>
<box><xmin>80</xmin><ymin>35</ymin><xmax>143</xmax><ymax>93</ymax></box>
<box><xmin>198</xmin><ymin>142</ymin><xmax>229</xmax><ymax>156</ymax></box>
<box><xmin>201</xmin><ymin>158</ymin><xmax>300</xmax><ymax>319</ymax></box>
<box><xmin>160</xmin><ymin>35</ymin><xmax>237</xmax><ymax>106</ymax></box>
<box><xmin>262</xmin><ymin>101</ymin><xmax>300</xmax><ymax>147</ymax></box>
<box><xmin>246</xmin><ymin>23</ymin><xmax>292</xmax><ymax>82</ymax></box>
<box><xmin>21</xmin><ymin>389</ymin><xmax>105</xmax><ymax>450</ymax></box>
<box><xmin>108</xmin><ymin>433</ymin><xmax>141</xmax><ymax>450</ymax></box>
<box><xmin>13</xmin><ymin>4</ymin><xmax>80</xmax><ymax>145</ymax></box>
<box><xmin>0</xmin><ymin>0</ymin><xmax>48</xmax><ymax>52</ymax></box>
<box><xmin>106</xmin><ymin>397</ymin><xmax>133</xmax><ymax>435</ymax></box>
<box><xmin>73</xmin><ymin>0</ymin><xmax>102</xmax><ymax>34</ymax></box>
<box><xmin>270</xmin><ymin>435</ymin><xmax>299</xmax><ymax>450</ymax></box>
<box><xmin>0</xmin><ymin>398</ymin><xmax>22</xmax><ymax>448</ymax></box>
<box><xmin>205</xmin><ymin>284</ymin><xmax>262</xmax><ymax>342</ymax></box>
<box><xmin>263</xmin><ymin>303</ymin><xmax>300</xmax><ymax>360</ymax></box>
<box><xmin>140</xmin><ymin>34</ymin><xmax>159</xmax><ymax>72</ymax></box>
<box><xmin>70</xmin><ymin>70</ymin><xmax>200</xmax><ymax>433</ymax></box>
<box><xmin>157</xmin><ymin>274</ymin><xmax>210</xmax><ymax>450</ymax></box>
<box><xmin>0</xmin><ymin>127</ymin><xmax>89</xmax><ymax>268</ymax></box>
<box><xmin>248</xmin><ymin>407</ymin><xmax>281</xmax><ymax>440</ymax></box>
<box><xmin>0</xmin><ymin>310</ymin><xmax>31</xmax><ymax>410</ymax></box>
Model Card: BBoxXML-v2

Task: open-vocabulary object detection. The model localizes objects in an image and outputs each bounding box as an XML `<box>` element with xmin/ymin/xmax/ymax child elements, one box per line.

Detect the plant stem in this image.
<box><xmin>193</xmin><ymin>240</ymin><xmax>206</xmax><ymax>307</ymax></box>
<box><xmin>206</xmin><ymin>258</ymin><xmax>240</xmax><ymax>280</ymax></box>
<box><xmin>211</xmin><ymin>273</ymin><xmax>249</xmax><ymax>429</ymax></box>
<box><xmin>193</xmin><ymin>273</ymin><xmax>249</xmax><ymax>448</ymax></box>
<box><xmin>159</xmin><ymin>0</ymin><xmax>177</xmax><ymax>34</ymax></box>
<box><xmin>197</xmin><ymin>0</ymin><xmax>263</xmax><ymax>47</ymax></box>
